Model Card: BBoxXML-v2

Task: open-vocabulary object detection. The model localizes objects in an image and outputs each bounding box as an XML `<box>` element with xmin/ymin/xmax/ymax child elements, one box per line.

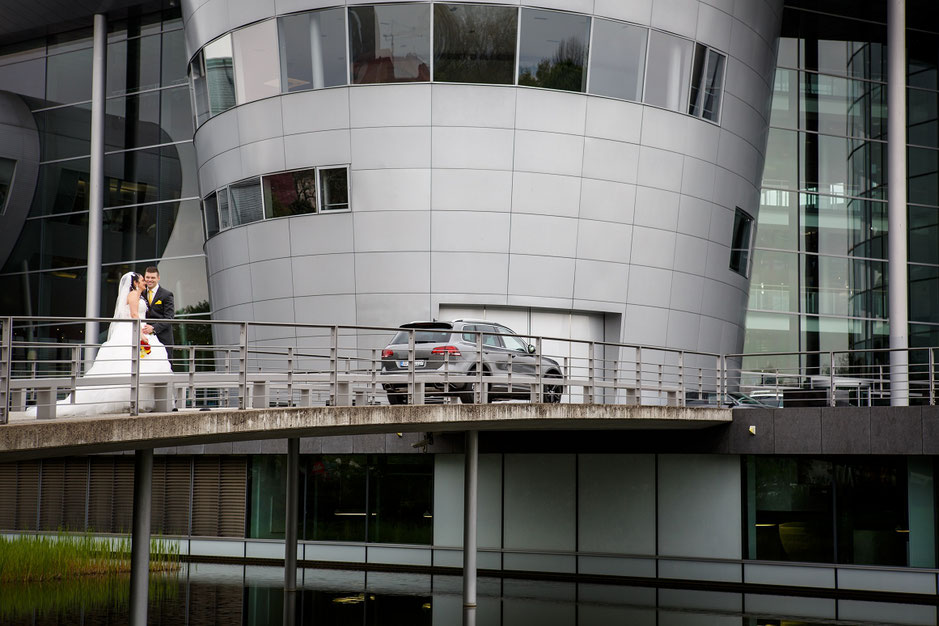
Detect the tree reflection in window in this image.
<box><xmin>433</xmin><ymin>3</ymin><xmax>517</xmax><ymax>84</ymax></box>
<box><xmin>518</xmin><ymin>9</ymin><xmax>589</xmax><ymax>92</ymax></box>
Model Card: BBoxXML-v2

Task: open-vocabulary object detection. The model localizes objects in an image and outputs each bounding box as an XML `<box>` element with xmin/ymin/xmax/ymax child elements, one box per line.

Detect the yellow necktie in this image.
<box><xmin>148</xmin><ymin>289</ymin><xmax>154</xmax><ymax>305</ymax></box>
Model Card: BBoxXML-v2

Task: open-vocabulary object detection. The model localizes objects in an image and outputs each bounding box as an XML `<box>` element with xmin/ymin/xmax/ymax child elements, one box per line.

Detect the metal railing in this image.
<box><xmin>0</xmin><ymin>316</ymin><xmax>936</xmax><ymax>423</ymax></box>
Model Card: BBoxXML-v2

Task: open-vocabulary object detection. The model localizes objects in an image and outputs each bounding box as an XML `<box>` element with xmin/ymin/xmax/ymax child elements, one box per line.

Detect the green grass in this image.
<box><xmin>0</xmin><ymin>532</ymin><xmax>180</xmax><ymax>583</ymax></box>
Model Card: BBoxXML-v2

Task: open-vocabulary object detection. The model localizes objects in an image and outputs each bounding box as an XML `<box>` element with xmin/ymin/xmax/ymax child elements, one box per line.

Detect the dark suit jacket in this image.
<box><xmin>142</xmin><ymin>285</ymin><xmax>175</xmax><ymax>348</ymax></box>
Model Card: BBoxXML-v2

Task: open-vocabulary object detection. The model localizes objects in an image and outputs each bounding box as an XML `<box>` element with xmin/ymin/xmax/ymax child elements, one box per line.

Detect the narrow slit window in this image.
<box><xmin>203</xmin><ymin>191</ymin><xmax>219</xmax><ymax>238</ymax></box>
<box><xmin>729</xmin><ymin>207</ymin><xmax>755</xmax><ymax>276</ymax></box>
<box><xmin>320</xmin><ymin>167</ymin><xmax>349</xmax><ymax>211</ymax></box>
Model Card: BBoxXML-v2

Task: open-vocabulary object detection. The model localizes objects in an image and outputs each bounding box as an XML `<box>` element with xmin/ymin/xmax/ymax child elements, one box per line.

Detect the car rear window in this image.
<box><xmin>391</xmin><ymin>330</ymin><xmax>451</xmax><ymax>344</ymax></box>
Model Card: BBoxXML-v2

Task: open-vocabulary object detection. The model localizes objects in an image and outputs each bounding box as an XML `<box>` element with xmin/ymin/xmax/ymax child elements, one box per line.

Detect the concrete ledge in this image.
<box><xmin>0</xmin><ymin>404</ymin><xmax>731</xmax><ymax>460</ymax></box>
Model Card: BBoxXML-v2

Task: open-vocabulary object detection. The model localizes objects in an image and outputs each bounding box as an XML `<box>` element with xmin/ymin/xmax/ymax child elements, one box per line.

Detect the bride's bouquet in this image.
<box><xmin>140</xmin><ymin>338</ymin><xmax>151</xmax><ymax>359</ymax></box>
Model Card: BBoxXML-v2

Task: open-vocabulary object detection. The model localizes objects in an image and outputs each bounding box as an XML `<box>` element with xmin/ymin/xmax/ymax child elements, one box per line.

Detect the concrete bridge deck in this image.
<box><xmin>0</xmin><ymin>403</ymin><xmax>730</xmax><ymax>460</ymax></box>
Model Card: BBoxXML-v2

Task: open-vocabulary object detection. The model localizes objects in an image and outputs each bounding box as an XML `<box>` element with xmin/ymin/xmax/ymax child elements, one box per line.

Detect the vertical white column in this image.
<box><xmin>309</xmin><ymin>13</ymin><xmax>325</xmax><ymax>89</ymax></box>
<box><xmin>462</xmin><ymin>430</ymin><xmax>478</xmax><ymax>626</ymax></box>
<box><xmin>129</xmin><ymin>448</ymin><xmax>153</xmax><ymax>626</ymax></box>
<box><xmin>86</xmin><ymin>13</ymin><xmax>107</xmax><ymax>365</ymax></box>
<box><xmin>888</xmin><ymin>0</ymin><xmax>909</xmax><ymax>406</ymax></box>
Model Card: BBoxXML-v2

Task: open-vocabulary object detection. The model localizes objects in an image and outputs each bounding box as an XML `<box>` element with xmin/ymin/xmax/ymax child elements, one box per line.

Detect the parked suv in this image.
<box><xmin>380</xmin><ymin>320</ymin><xmax>564</xmax><ymax>405</ymax></box>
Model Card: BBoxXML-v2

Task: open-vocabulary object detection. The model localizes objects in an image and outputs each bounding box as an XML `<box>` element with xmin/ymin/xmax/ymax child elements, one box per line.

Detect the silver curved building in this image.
<box><xmin>187</xmin><ymin>0</ymin><xmax>783</xmax><ymax>355</ymax></box>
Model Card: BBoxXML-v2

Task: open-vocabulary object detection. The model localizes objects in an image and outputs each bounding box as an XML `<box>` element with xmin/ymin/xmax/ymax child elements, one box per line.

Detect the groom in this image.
<box><xmin>141</xmin><ymin>266</ymin><xmax>175</xmax><ymax>357</ymax></box>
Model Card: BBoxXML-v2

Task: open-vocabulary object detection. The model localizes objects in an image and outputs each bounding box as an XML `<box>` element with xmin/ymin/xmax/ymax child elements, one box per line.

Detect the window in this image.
<box><xmin>188</xmin><ymin>50</ymin><xmax>210</xmax><ymax>127</ymax></box>
<box><xmin>730</xmin><ymin>207</ymin><xmax>755</xmax><ymax>276</ymax></box>
<box><xmin>232</xmin><ymin>20</ymin><xmax>280</xmax><ymax>104</ymax></box>
<box><xmin>433</xmin><ymin>3</ymin><xmax>517</xmax><ymax>85</ymax></box>
<box><xmin>689</xmin><ymin>44</ymin><xmax>726</xmax><ymax>122</ymax></box>
<box><xmin>588</xmin><ymin>18</ymin><xmax>647</xmax><ymax>102</ymax></box>
<box><xmin>203</xmin><ymin>34</ymin><xmax>235</xmax><ymax>117</ymax></box>
<box><xmin>229</xmin><ymin>178</ymin><xmax>263</xmax><ymax>226</ymax></box>
<box><xmin>501</xmin><ymin>333</ymin><xmax>530</xmax><ymax>353</ymax></box>
<box><xmin>348</xmin><ymin>4</ymin><xmax>431</xmax><ymax>84</ymax></box>
<box><xmin>319</xmin><ymin>167</ymin><xmax>349</xmax><ymax>211</ymax></box>
<box><xmin>278</xmin><ymin>8</ymin><xmax>347</xmax><ymax>92</ymax></box>
<box><xmin>0</xmin><ymin>157</ymin><xmax>16</xmax><ymax>215</ymax></box>
<box><xmin>217</xmin><ymin>187</ymin><xmax>231</xmax><ymax>230</ymax></box>
<box><xmin>644</xmin><ymin>31</ymin><xmax>694</xmax><ymax>112</ymax></box>
<box><xmin>518</xmin><ymin>8</ymin><xmax>590</xmax><ymax>92</ymax></box>
<box><xmin>262</xmin><ymin>169</ymin><xmax>317</xmax><ymax>219</ymax></box>
<box><xmin>203</xmin><ymin>191</ymin><xmax>219</xmax><ymax>238</ymax></box>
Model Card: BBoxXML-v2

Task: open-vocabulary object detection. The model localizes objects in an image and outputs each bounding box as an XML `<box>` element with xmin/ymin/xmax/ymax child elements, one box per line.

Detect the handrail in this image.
<box><xmin>0</xmin><ymin>316</ymin><xmax>937</xmax><ymax>421</ymax></box>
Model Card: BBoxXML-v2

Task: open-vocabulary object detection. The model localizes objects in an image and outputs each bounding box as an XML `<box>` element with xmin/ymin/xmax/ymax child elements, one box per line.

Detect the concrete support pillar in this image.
<box><xmin>888</xmin><ymin>0</ymin><xmax>909</xmax><ymax>406</ymax></box>
<box><xmin>463</xmin><ymin>430</ymin><xmax>478</xmax><ymax>626</ymax></box>
<box><xmin>284</xmin><ymin>437</ymin><xmax>299</xmax><ymax>592</ymax></box>
<box><xmin>129</xmin><ymin>448</ymin><xmax>153</xmax><ymax>626</ymax></box>
<box><xmin>85</xmin><ymin>13</ymin><xmax>106</xmax><ymax>366</ymax></box>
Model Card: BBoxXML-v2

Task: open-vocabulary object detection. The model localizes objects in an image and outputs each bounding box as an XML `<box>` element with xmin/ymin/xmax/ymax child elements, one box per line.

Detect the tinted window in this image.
<box><xmin>391</xmin><ymin>330</ymin><xmax>451</xmax><ymax>344</ymax></box>
<box><xmin>730</xmin><ymin>207</ymin><xmax>754</xmax><ymax>276</ymax></box>
<box><xmin>189</xmin><ymin>51</ymin><xmax>210</xmax><ymax>127</ymax></box>
<box><xmin>319</xmin><ymin>167</ymin><xmax>349</xmax><ymax>211</ymax></box>
<box><xmin>46</xmin><ymin>48</ymin><xmax>93</xmax><ymax>104</ymax></box>
<box><xmin>278</xmin><ymin>8</ymin><xmax>347</xmax><ymax>92</ymax></box>
<box><xmin>433</xmin><ymin>3</ymin><xmax>517</xmax><ymax>85</ymax></box>
<box><xmin>644</xmin><ymin>31</ymin><xmax>693</xmax><ymax>112</ymax></box>
<box><xmin>233</xmin><ymin>20</ymin><xmax>280</xmax><ymax>104</ymax></box>
<box><xmin>230</xmin><ymin>178</ymin><xmax>263</xmax><ymax>226</ymax></box>
<box><xmin>217</xmin><ymin>187</ymin><xmax>231</xmax><ymax>230</ymax></box>
<box><xmin>0</xmin><ymin>157</ymin><xmax>13</xmax><ymax>214</ymax></box>
<box><xmin>588</xmin><ymin>18</ymin><xmax>647</xmax><ymax>101</ymax></box>
<box><xmin>518</xmin><ymin>8</ymin><xmax>589</xmax><ymax>92</ymax></box>
<box><xmin>204</xmin><ymin>34</ymin><xmax>235</xmax><ymax>116</ymax></box>
<box><xmin>262</xmin><ymin>169</ymin><xmax>317</xmax><ymax>218</ymax></box>
<box><xmin>349</xmin><ymin>4</ymin><xmax>430</xmax><ymax>84</ymax></box>
<box><xmin>203</xmin><ymin>192</ymin><xmax>219</xmax><ymax>238</ymax></box>
<box><xmin>689</xmin><ymin>44</ymin><xmax>725</xmax><ymax>121</ymax></box>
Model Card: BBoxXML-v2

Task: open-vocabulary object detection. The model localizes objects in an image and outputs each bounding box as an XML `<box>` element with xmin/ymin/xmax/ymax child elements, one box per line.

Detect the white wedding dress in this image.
<box><xmin>27</xmin><ymin>272</ymin><xmax>173</xmax><ymax>417</ymax></box>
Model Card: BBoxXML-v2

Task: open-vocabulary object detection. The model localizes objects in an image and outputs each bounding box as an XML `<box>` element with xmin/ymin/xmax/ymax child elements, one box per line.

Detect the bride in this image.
<box><xmin>28</xmin><ymin>271</ymin><xmax>173</xmax><ymax>416</ymax></box>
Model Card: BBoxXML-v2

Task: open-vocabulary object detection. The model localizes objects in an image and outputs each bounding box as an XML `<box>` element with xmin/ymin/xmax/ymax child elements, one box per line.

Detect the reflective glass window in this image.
<box><xmin>320</xmin><ymin>167</ymin><xmax>349</xmax><ymax>211</ymax></box>
<box><xmin>643</xmin><ymin>31</ymin><xmax>693</xmax><ymax>112</ymax></box>
<box><xmin>305</xmin><ymin>455</ymin><xmax>367</xmax><ymax>541</ymax></box>
<box><xmin>909</xmin><ymin>146</ymin><xmax>939</xmax><ymax>207</ymax></box>
<box><xmin>35</xmin><ymin>104</ymin><xmax>92</xmax><ymax>161</ymax></box>
<box><xmin>105</xmin><ymin>90</ymin><xmax>162</xmax><ymax>150</ymax></box>
<box><xmin>262</xmin><ymin>169</ymin><xmax>317</xmax><ymax>218</ymax></box>
<box><xmin>189</xmin><ymin>51</ymin><xmax>210</xmax><ymax>127</ymax></box>
<box><xmin>756</xmin><ymin>187</ymin><xmax>797</xmax><ymax>249</ymax></box>
<box><xmin>203</xmin><ymin>192</ymin><xmax>219</xmax><ymax>238</ymax></box>
<box><xmin>0</xmin><ymin>157</ymin><xmax>13</xmax><ymax>214</ymax></box>
<box><xmin>232</xmin><ymin>20</ymin><xmax>280</xmax><ymax>104</ymax></box>
<box><xmin>588</xmin><ymin>18</ymin><xmax>646</xmax><ymax>101</ymax></box>
<box><xmin>800</xmin><ymin>74</ymin><xmax>885</xmax><ymax>140</ymax></box>
<box><xmin>910</xmin><ymin>265</ymin><xmax>939</xmax><ymax>324</ymax></box>
<box><xmin>161</xmin><ymin>29</ymin><xmax>189</xmax><ymax>87</ymax></box>
<box><xmin>769</xmin><ymin>69</ymin><xmax>797</xmax><ymax>129</ymax></box>
<box><xmin>688</xmin><ymin>45</ymin><xmax>725</xmax><ymax>122</ymax></box>
<box><xmin>46</xmin><ymin>48</ymin><xmax>93</xmax><ymax>104</ymax></box>
<box><xmin>800</xmin><ymin>133</ymin><xmax>885</xmax><ymax>198</ymax></box>
<box><xmin>160</xmin><ymin>143</ymin><xmax>195</xmax><ymax>201</ymax></box>
<box><xmin>107</xmin><ymin>34</ymin><xmax>161</xmax><ymax>97</ymax></box>
<box><xmin>747</xmin><ymin>250</ymin><xmax>798</xmax><ymax>312</ymax></box>
<box><xmin>218</xmin><ymin>187</ymin><xmax>231</xmax><ymax>230</ymax></box>
<box><xmin>517</xmin><ymin>8</ymin><xmax>589</xmax><ymax>92</ymax></box>
<box><xmin>160</xmin><ymin>85</ymin><xmax>194</xmax><ymax>143</ymax></box>
<box><xmin>102</xmin><ymin>204</ymin><xmax>172</xmax><ymax>263</ymax></box>
<box><xmin>908</xmin><ymin>30</ymin><xmax>939</xmax><ymax>91</ymax></box>
<box><xmin>741</xmin><ymin>311</ymin><xmax>800</xmax><ymax>374</ymax></box>
<box><xmin>433</xmin><ymin>3</ymin><xmax>518</xmax><ymax>85</ymax></box>
<box><xmin>762</xmin><ymin>128</ymin><xmax>798</xmax><ymax>190</ymax></box>
<box><xmin>230</xmin><ymin>178</ymin><xmax>263</xmax><ymax>226</ymax></box>
<box><xmin>104</xmin><ymin>148</ymin><xmax>161</xmax><ymax>207</ymax></box>
<box><xmin>800</xmin><ymin>254</ymin><xmax>885</xmax><ymax>318</ymax></box>
<box><xmin>834</xmin><ymin>458</ymin><xmax>909</xmax><ymax>566</ymax></box>
<box><xmin>800</xmin><ymin>194</ymin><xmax>886</xmax><ymax>260</ymax></box>
<box><xmin>909</xmin><ymin>205</ymin><xmax>939</xmax><ymax>266</ymax></box>
<box><xmin>204</xmin><ymin>34</ymin><xmax>235</xmax><ymax>117</ymax></box>
<box><xmin>729</xmin><ymin>208</ymin><xmax>754</xmax><ymax>276</ymax></box>
<box><xmin>0</xmin><ymin>218</ymin><xmax>40</xmax><ymax>273</ymax></box>
<box><xmin>249</xmin><ymin>455</ymin><xmax>288</xmax><ymax>539</ymax></box>
<box><xmin>796</xmin><ymin>13</ymin><xmax>885</xmax><ymax>82</ymax></box>
<box><xmin>29</xmin><ymin>158</ymin><xmax>90</xmax><ymax>217</ymax></box>
<box><xmin>278</xmin><ymin>8</ymin><xmax>347</xmax><ymax>92</ymax></box>
<box><xmin>909</xmin><ymin>88</ymin><xmax>939</xmax><ymax>149</ymax></box>
<box><xmin>349</xmin><ymin>4</ymin><xmax>430</xmax><ymax>84</ymax></box>
<box><xmin>367</xmin><ymin>455</ymin><xmax>433</xmax><ymax>545</ymax></box>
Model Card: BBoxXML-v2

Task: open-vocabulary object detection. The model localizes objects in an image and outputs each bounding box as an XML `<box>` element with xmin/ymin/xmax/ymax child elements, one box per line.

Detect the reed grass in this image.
<box><xmin>0</xmin><ymin>532</ymin><xmax>181</xmax><ymax>583</ymax></box>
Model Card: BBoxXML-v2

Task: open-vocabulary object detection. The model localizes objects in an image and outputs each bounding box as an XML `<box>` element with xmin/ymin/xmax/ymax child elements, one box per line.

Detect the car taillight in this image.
<box><xmin>431</xmin><ymin>345</ymin><xmax>461</xmax><ymax>357</ymax></box>
<box><xmin>381</xmin><ymin>349</ymin><xmax>394</xmax><ymax>359</ymax></box>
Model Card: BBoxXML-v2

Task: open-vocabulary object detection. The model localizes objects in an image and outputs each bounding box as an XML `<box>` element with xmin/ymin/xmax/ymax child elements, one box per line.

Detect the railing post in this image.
<box><xmin>188</xmin><ymin>345</ymin><xmax>196</xmax><ymax>410</ymax></box>
<box><xmin>70</xmin><ymin>346</ymin><xmax>81</xmax><ymax>405</ymax></box>
<box><xmin>287</xmin><ymin>346</ymin><xmax>294</xmax><ymax>407</ymax></box>
<box><xmin>407</xmin><ymin>329</ymin><xmax>416</xmax><ymax>405</ymax></box>
<box><xmin>331</xmin><ymin>325</ymin><xmax>340</xmax><ymax>406</ymax></box>
<box><xmin>718</xmin><ymin>354</ymin><xmax>725</xmax><ymax>402</ymax></box>
<box><xmin>131</xmin><ymin>318</ymin><xmax>140</xmax><ymax>416</ymax></box>
<box><xmin>930</xmin><ymin>347</ymin><xmax>935</xmax><ymax>406</ymax></box>
<box><xmin>239</xmin><ymin>323</ymin><xmax>248</xmax><ymax>410</ymax></box>
<box><xmin>678</xmin><ymin>351</ymin><xmax>684</xmax><ymax>406</ymax></box>
<box><xmin>587</xmin><ymin>341</ymin><xmax>596</xmax><ymax>404</ymax></box>
<box><xmin>829</xmin><ymin>351</ymin><xmax>835</xmax><ymax>408</ymax></box>
<box><xmin>475</xmin><ymin>332</ymin><xmax>485</xmax><ymax>404</ymax></box>
<box><xmin>0</xmin><ymin>317</ymin><xmax>10</xmax><ymax>425</ymax></box>
<box><xmin>534</xmin><ymin>337</ymin><xmax>543</xmax><ymax>403</ymax></box>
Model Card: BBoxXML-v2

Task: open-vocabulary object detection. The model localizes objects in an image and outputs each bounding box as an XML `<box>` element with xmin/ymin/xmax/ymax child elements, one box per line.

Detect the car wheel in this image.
<box><xmin>386</xmin><ymin>389</ymin><xmax>408</xmax><ymax>405</ymax></box>
<box><xmin>542</xmin><ymin>371</ymin><xmax>563</xmax><ymax>404</ymax></box>
<box><xmin>459</xmin><ymin>366</ymin><xmax>490</xmax><ymax>404</ymax></box>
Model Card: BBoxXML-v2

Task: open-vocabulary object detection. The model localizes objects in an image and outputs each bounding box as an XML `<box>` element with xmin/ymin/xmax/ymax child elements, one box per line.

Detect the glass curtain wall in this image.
<box><xmin>743</xmin><ymin>4</ymin><xmax>918</xmax><ymax>379</ymax></box>
<box><xmin>0</xmin><ymin>8</ymin><xmax>207</xmax><ymax>344</ymax></box>
<box><xmin>248</xmin><ymin>454</ymin><xmax>434</xmax><ymax>545</ymax></box>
